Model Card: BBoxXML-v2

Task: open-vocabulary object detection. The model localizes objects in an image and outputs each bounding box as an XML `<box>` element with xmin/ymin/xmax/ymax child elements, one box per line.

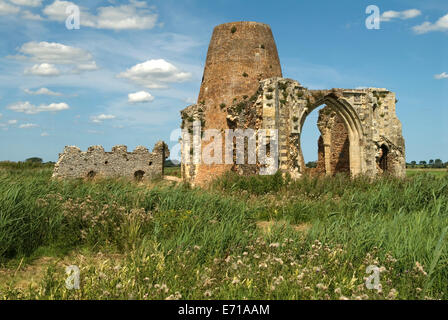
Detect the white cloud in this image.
<box><xmin>0</xmin><ymin>119</ymin><xmax>18</xmax><ymax>127</ymax></box>
<box><xmin>9</xmin><ymin>0</ymin><xmax>42</xmax><ymax>6</ymax></box>
<box><xmin>435</xmin><ymin>72</ymin><xmax>448</xmax><ymax>80</ymax></box>
<box><xmin>90</xmin><ymin>114</ymin><xmax>116</xmax><ymax>123</ymax></box>
<box><xmin>96</xmin><ymin>1</ymin><xmax>158</xmax><ymax>30</ymax></box>
<box><xmin>17</xmin><ymin>41</ymin><xmax>95</xmax><ymax>65</ymax></box>
<box><xmin>21</xmin><ymin>10</ymin><xmax>43</xmax><ymax>20</ymax></box>
<box><xmin>402</xmin><ymin>9</ymin><xmax>422</xmax><ymax>20</ymax></box>
<box><xmin>413</xmin><ymin>13</ymin><xmax>448</xmax><ymax>34</ymax></box>
<box><xmin>73</xmin><ymin>61</ymin><xmax>98</xmax><ymax>72</ymax></box>
<box><xmin>43</xmin><ymin>0</ymin><xmax>96</xmax><ymax>27</ymax></box>
<box><xmin>87</xmin><ymin>129</ymin><xmax>103</xmax><ymax>134</ymax></box>
<box><xmin>117</xmin><ymin>59</ymin><xmax>192</xmax><ymax>89</ymax></box>
<box><xmin>14</xmin><ymin>41</ymin><xmax>98</xmax><ymax>75</ymax></box>
<box><xmin>19</xmin><ymin>123</ymin><xmax>38</xmax><ymax>128</ymax></box>
<box><xmin>25</xmin><ymin>63</ymin><xmax>60</xmax><ymax>76</ymax></box>
<box><xmin>43</xmin><ymin>0</ymin><xmax>158</xmax><ymax>30</ymax></box>
<box><xmin>42</xmin><ymin>0</ymin><xmax>71</xmax><ymax>20</ymax></box>
<box><xmin>184</xmin><ymin>97</ymin><xmax>196</xmax><ymax>104</ymax></box>
<box><xmin>381</xmin><ymin>9</ymin><xmax>421</xmax><ymax>22</ymax></box>
<box><xmin>0</xmin><ymin>0</ymin><xmax>43</xmax><ymax>18</ymax></box>
<box><xmin>41</xmin><ymin>132</ymin><xmax>49</xmax><ymax>136</ymax></box>
<box><xmin>24</xmin><ymin>87</ymin><xmax>63</xmax><ymax>96</ymax></box>
<box><xmin>7</xmin><ymin>101</ymin><xmax>70</xmax><ymax>114</ymax></box>
<box><xmin>0</xmin><ymin>1</ymin><xmax>20</xmax><ymax>15</ymax></box>
<box><xmin>128</xmin><ymin>91</ymin><xmax>155</xmax><ymax>103</ymax></box>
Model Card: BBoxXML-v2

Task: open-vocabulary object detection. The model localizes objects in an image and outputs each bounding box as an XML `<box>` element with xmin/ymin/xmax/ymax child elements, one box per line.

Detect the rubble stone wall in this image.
<box><xmin>52</xmin><ymin>142</ymin><xmax>169</xmax><ymax>181</ymax></box>
<box><xmin>255</xmin><ymin>78</ymin><xmax>406</xmax><ymax>178</ymax></box>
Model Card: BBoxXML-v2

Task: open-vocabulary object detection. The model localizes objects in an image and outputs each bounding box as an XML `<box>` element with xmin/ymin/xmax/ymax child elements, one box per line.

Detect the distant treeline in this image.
<box><xmin>307</xmin><ymin>160</ymin><xmax>447</xmax><ymax>170</ymax></box>
<box><xmin>0</xmin><ymin>158</ymin><xmax>55</xmax><ymax>169</ymax></box>
<box><xmin>1</xmin><ymin>157</ymin><xmax>445</xmax><ymax>170</ymax></box>
<box><xmin>164</xmin><ymin>160</ymin><xmax>180</xmax><ymax>167</ymax></box>
<box><xmin>407</xmin><ymin>159</ymin><xmax>447</xmax><ymax>169</ymax></box>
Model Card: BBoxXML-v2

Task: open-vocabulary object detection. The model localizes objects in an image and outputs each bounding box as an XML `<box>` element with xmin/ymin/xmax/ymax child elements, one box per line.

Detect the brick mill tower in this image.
<box><xmin>181</xmin><ymin>21</ymin><xmax>283</xmax><ymax>185</ymax></box>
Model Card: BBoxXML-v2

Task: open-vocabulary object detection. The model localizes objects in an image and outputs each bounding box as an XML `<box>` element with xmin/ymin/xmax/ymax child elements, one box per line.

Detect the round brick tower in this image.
<box><xmin>192</xmin><ymin>21</ymin><xmax>283</xmax><ymax>185</ymax></box>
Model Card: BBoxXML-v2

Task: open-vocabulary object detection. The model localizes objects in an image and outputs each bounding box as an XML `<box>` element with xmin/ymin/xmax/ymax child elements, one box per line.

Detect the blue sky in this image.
<box><xmin>0</xmin><ymin>0</ymin><xmax>447</xmax><ymax>163</ymax></box>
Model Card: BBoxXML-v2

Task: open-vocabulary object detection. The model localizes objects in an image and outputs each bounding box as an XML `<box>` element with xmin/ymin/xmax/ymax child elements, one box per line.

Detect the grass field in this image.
<box><xmin>164</xmin><ymin>166</ymin><xmax>182</xmax><ymax>178</ymax></box>
<box><xmin>0</xmin><ymin>164</ymin><xmax>447</xmax><ymax>300</ymax></box>
<box><xmin>406</xmin><ymin>168</ymin><xmax>448</xmax><ymax>178</ymax></box>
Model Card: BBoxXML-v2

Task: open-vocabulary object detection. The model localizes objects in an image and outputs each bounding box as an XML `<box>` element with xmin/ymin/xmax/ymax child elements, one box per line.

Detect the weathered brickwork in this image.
<box><xmin>182</xmin><ymin>21</ymin><xmax>283</xmax><ymax>185</ymax></box>
<box><xmin>52</xmin><ymin>142</ymin><xmax>169</xmax><ymax>181</ymax></box>
<box><xmin>180</xmin><ymin>22</ymin><xmax>406</xmax><ymax>185</ymax></box>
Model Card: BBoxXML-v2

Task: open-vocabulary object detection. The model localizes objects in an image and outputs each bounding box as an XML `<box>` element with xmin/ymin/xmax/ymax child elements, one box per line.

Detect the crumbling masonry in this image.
<box><xmin>52</xmin><ymin>142</ymin><xmax>169</xmax><ymax>181</ymax></box>
<box><xmin>180</xmin><ymin>21</ymin><xmax>406</xmax><ymax>185</ymax></box>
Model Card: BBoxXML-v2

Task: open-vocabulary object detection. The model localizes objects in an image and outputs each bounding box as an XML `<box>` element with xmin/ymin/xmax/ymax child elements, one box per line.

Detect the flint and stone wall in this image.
<box><xmin>52</xmin><ymin>141</ymin><xmax>169</xmax><ymax>181</ymax></box>
<box><xmin>251</xmin><ymin>78</ymin><xmax>406</xmax><ymax>178</ymax></box>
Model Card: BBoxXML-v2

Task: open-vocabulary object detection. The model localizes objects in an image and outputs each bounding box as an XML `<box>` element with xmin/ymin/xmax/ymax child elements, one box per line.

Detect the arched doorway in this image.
<box><xmin>296</xmin><ymin>93</ymin><xmax>364</xmax><ymax>177</ymax></box>
<box><xmin>134</xmin><ymin>170</ymin><xmax>145</xmax><ymax>182</ymax></box>
<box><xmin>300</xmin><ymin>104</ymin><xmax>350</xmax><ymax>176</ymax></box>
<box><xmin>86</xmin><ymin>170</ymin><xmax>97</xmax><ymax>180</ymax></box>
<box><xmin>378</xmin><ymin>144</ymin><xmax>389</xmax><ymax>173</ymax></box>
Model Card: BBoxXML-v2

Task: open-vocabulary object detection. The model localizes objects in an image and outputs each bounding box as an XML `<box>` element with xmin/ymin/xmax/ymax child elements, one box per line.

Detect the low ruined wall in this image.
<box><xmin>52</xmin><ymin>141</ymin><xmax>169</xmax><ymax>181</ymax></box>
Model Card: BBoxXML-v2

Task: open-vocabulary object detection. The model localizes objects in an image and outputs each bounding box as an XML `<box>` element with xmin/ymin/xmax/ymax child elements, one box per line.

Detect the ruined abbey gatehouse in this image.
<box><xmin>180</xmin><ymin>21</ymin><xmax>406</xmax><ymax>186</ymax></box>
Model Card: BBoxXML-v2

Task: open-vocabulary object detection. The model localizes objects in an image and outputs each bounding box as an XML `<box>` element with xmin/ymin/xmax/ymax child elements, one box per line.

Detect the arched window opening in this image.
<box><xmin>300</xmin><ymin>105</ymin><xmax>326</xmax><ymax>176</ymax></box>
<box><xmin>87</xmin><ymin>171</ymin><xmax>97</xmax><ymax>180</ymax></box>
<box><xmin>134</xmin><ymin>170</ymin><xmax>145</xmax><ymax>182</ymax></box>
<box><xmin>379</xmin><ymin>144</ymin><xmax>389</xmax><ymax>173</ymax></box>
<box><xmin>300</xmin><ymin>104</ymin><xmax>350</xmax><ymax>177</ymax></box>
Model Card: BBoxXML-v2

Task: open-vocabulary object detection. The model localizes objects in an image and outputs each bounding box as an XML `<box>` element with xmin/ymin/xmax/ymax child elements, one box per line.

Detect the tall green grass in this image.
<box><xmin>1</xmin><ymin>167</ymin><xmax>447</xmax><ymax>299</ymax></box>
<box><xmin>0</xmin><ymin>167</ymin><xmax>253</xmax><ymax>261</ymax></box>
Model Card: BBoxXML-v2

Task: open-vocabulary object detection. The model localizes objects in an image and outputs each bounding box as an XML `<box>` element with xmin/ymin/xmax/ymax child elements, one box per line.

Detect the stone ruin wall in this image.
<box><xmin>182</xmin><ymin>77</ymin><xmax>406</xmax><ymax>182</ymax></box>
<box><xmin>180</xmin><ymin>21</ymin><xmax>407</xmax><ymax>185</ymax></box>
<box><xmin>253</xmin><ymin>78</ymin><xmax>406</xmax><ymax>178</ymax></box>
<box><xmin>52</xmin><ymin>141</ymin><xmax>169</xmax><ymax>181</ymax></box>
<box><xmin>314</xmin><ymin>99</ymin><xmax>404</xmax><ymax>178</ymax></box>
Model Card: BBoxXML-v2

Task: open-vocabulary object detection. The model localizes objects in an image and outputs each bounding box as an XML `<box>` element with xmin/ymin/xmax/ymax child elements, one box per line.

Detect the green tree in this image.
<box><xmin>419</xmin><ymin>161</ymin><xmax>427</xmax><ymax>168</ymax></box>
<box><xmin>410</xmin><ymin>161</ymin><xmax>417</xmax><ymax>168</ymax></box>
<box><xmin>306</xmin><ymin>161</ymin><xmax>317</xmax><ymax>168</ymax></box>
<box><xmin>25</xmin><ymin>157</ymin><xmax>43</xmax><ymax>163</ymax></box>
<box><xmin>434</xmin><ymin>159</ymin><xmax>443</xmax><ymax>168</ymax></box>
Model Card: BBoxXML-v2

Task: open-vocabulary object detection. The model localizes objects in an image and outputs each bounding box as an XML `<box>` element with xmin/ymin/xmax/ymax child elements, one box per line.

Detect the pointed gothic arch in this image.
<box><xmin>295</xmin><ymin>92</ymin><xmax>365</xmax><ymax>177</ymax></box>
